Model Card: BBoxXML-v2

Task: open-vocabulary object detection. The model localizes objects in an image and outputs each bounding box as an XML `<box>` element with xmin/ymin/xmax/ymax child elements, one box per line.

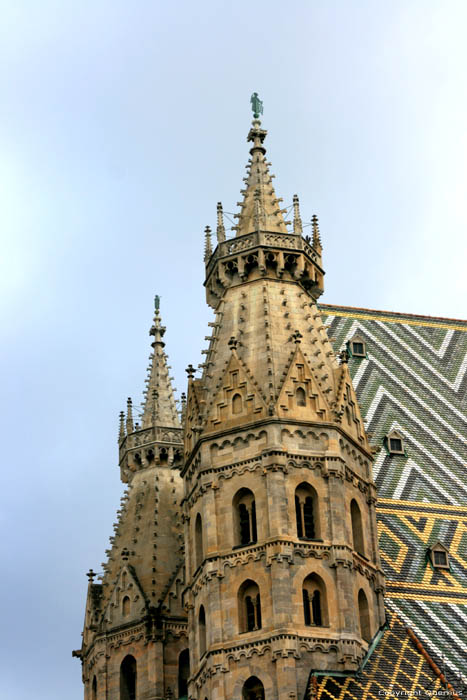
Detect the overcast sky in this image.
<box><xmin>1</xmin><ymin>2</ymin><xmax>466</xmax><ymax>698</ymax></box>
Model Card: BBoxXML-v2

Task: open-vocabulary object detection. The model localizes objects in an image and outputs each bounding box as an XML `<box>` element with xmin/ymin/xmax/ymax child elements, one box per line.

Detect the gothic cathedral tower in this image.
<box><xmin>75</xmin><ymin>107</ymin><xmax>386</xmax><ymax>700</ymax></box>
<box><xmin>182</xmin><ymin>117</ymin><xmax>386</xmax><ymax>699</ymax></box>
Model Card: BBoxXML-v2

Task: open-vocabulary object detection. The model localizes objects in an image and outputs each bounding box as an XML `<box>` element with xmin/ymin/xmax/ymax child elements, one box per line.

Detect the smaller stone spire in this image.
<box><xmin>233</xmin><ymin>108</ymin><xmax>289</xmax><ymax>237</ymax></box>
<box><xmin>126</xmin><ymin>398</ymin><xmax>134</xmax><ymax>433</ymax></box>
<box><xmin>180</xmin><ymin>392</ymin><xmax>187</xmax><ymax>424</ymax></box>
<box><xmin>119</xmin><ymin>411</ymin><xmax>125</xmax><ymax>441</ymax></box>
<box><xmin>216</xmin><ymin>202</ymin><xmax>226</xmax><ymax>243</ymax></box>
<box><xmin>293</xmin><ymin>194</ymin><xmax>303</xmax><ymax>235</ymax></box>
<box><xmin>204</xmin><ymin>226</ymin><xmax>213</xmax><ymax>262</ymax></box>
<box><xmin>141</xmin><ymin>299</ymin><xmax>180</xmax><ymax>430</ymax></box>
<box><xmin>312</xmin><ymin>214</ymin><xmax>322</xmax><ymax>253</ymax></box>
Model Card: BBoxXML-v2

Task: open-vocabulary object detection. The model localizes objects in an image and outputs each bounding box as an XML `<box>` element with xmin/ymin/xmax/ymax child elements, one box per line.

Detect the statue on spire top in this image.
<box><xmin>250</xmin><ymin>92</ymin><xmax>263</xmax><ymax>119</ymax></box>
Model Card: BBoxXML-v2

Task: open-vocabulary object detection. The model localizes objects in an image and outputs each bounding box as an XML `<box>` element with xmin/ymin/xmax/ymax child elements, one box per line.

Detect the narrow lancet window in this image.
<box><xmin>358</xmin><ymin>589</ymin><xmax>371</xmax><ymax>642</ymax></box>
<box><xmin>351</xmin><ymin>499</ymin><xmax>365</xmax><ymax>556</ymax></box>
<box><xmin>195</xmin><ymin>513</ymin><xmax>203</xmax><ymax>570</ymax></box>
<box><xmin>303</xmin><ymin>574</ymin><xmax>327</xmax><ymax>626</ymax></box>
<box><xmin>120</xmin><ymin>655</ymin><xmax>137</xmax><ymax>700</ymax></box>
<box><xmin>295</xmin><ymin>483</ymin><xmax>318</xmax><ymax>539</ymax></box>
<box><xmin>238</xmin><ymin>580</ymin><xmax>262</xmax><ymax>633</ymax></box>
<box><xmin>233</xmin><ymin>488</ymin><xmax>257</xmax><ymax>546</ymax></box>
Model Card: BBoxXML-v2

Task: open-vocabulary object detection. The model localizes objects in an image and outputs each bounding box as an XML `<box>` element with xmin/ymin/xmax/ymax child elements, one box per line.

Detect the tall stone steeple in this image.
<box><xmin>182</xmin><ymin>106</ymin><xmax>385</xmax><ymax>700</ymax></box>
<box><xmin>75</xmin><ymin>301</ymin><xmax>187</xmax><ymax>700</ymax></box>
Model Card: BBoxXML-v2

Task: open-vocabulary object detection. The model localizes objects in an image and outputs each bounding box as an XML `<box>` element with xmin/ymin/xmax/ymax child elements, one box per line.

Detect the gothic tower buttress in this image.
<box><xmin>182</xmin><ymin>116</ymin><xmax>385</xmax><ymax>700</ymax></box>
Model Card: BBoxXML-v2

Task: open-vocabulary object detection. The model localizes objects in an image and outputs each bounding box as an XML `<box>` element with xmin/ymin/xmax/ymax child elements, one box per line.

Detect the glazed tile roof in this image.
<box><xmin>319</xmin><ymin>304</ymin><xmax>467</xmax><ymax>689</ymax></box>
<box><xmin>308</xmin><ymin>612</ymin><xmax>464</xmax><ymax>699</ymax></box>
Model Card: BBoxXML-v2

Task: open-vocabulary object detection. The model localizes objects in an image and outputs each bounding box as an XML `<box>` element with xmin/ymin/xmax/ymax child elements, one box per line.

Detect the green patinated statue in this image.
<box><xmin>250</xmin><ymin>92</ymin><xmax>263</xmax><ymax>119</ymax></box>
<box><xmin>154</xmin><ymin>295</ymin><xmax>160</xmax><ymax>311</ymax></box>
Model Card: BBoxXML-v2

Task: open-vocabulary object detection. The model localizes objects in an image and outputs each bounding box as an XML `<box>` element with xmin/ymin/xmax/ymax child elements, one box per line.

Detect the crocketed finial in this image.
<box><xmin>312</xmin><ymin>214</ymin><xmax>322</xmax><ymax>253</ymax></box>
<box><xmin>180</xmin><ymin>392</ymin><xmax>187</xmax><ymax>423</ymax></box>
<box><xmin>204</xmin><ymin>226</ymin><xmax>213</xmax><ymax>262</ymax></box>
<box><xmin>126</xmin><ymin>397</ymin><xmax>134</xmax><ymax>433</ymax></box>
<box><xmin>228</xmin><ymin>336</ymin><xmax>238</xmax><ymax>350</ymax></box>
<box><xmin>86</xmin><ymin>569</ymin><xmax>96</xmax><ymax>582</ymax></box>
<box><xmin>216</xmin><ymin>202</ymin><xmax>226</xmax><ymax>243</ymax></box>
<box><xmin>119</xmin><ymin>411</ymin><xmax>125</xmax><ymax>441</ymax></box>
<box><xmin>293</xmin><ymin>194</ymin><xmax>303</xmax><ymax>235</ymax></box>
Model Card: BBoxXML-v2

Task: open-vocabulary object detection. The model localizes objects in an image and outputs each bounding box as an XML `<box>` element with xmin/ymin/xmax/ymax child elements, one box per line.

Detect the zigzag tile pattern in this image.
<box><xmin>320</xmin><ymin>305</ymin><xmax>467</xmax><ymax>685</ymax></box>
<box><xmin>320</xmin><ymin>305</ymin><xmax>467</xmax><ymax>504</ymax></box>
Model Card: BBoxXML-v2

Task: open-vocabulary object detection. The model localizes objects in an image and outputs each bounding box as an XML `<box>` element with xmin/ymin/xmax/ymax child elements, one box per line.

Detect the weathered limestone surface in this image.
<box><xmin>75</xmin><ymin>116</ymin><xmax>385</xmax><ymax>700</ymax></box>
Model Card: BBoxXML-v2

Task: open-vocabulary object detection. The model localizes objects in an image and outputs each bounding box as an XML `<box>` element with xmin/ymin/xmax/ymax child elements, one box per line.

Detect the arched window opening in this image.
<box><xmin>351</xmin><ymin>499</ymin><xmax>365</xmax><ymax>556</ymax></box>
<box><xmin>238</xmin><ymin>580</ymin><xmax>262</xmax><ymax>633</ymax></box>
<box><xmin>122</xmin><ymin>595</ymin><xmax>130</xmax><ymax>617</ymax></box>
<box><xmin>242</xmin><ymin>676</ymin><xmax>265</xmax><ymax>700</ymax></box>
<box><xmin>302</xmin><ymin>573</ymin><xmax>327</xmax><ymax>626</ymax></box>
<box><xmin>91</xmin><ymin>676</ymin><xmax>97</xmax><ymax>700</ymax></box>
<box><xmin>232</xmin><ymin>392</ymin><xmax>243</xmax><ymax>414</ymax></box>
<box><xmin>146</xmin><ymin>449</ymin><xmax>154</xmax><ymax>463</ymax></box>
<box><xmin>195</xmin><ymin>513</ymin><xmax>203</xmax><ymax>570</ymax></box>
<box><xmin>198</xmin><ymin>605</ymin><xmax>207</xmax><ymax>657</ymax></box>
<box><xmin>159</xmin><ymin>447</ymin><xmax>168</xmax><ymax>465</ymax></box>
<box><xmin>178</xmin><ymin>649</ymin><xmax>190</xmax><ymax>699</ymax></box>
<box><xmin>296</xmin><ymin>387</ymin><xmax>307</xmax><ymax>407</ymax></box>
<box><xmin>233</xmin><ymin>488</ymin><xmax>257</xmax><ymax>546</ymax></box>
<box><xmin>358</xmin><ymin>589</ymin><xmax>371</xmax><ymax>642</ymax></box>
<box><xmin>120</xmin><ymin>655</ymin><xmax>137</xmax><ymax>700</ymax></box>
<box><xmin>295</xmin><ymin>483</ymin><xmax>318</xmax><ymax>539</ymax></box>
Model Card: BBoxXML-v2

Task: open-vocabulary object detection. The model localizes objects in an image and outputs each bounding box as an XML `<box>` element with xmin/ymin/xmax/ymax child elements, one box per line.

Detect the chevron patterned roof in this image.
<box><xmin>320</xmin><ymin>304</ymin><xmax>467</xmax><ymax>692</ymax></box>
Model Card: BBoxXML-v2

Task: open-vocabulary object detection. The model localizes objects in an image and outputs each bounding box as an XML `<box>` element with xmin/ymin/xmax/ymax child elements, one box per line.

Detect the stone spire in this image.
<box><xmin>312</xmin><ymin>214</ymin><xmax>322</xmax><ymax>253</ymax></box>
<box><xmin>203</xmin><ymin>225</ymin><xmax>213</xmax><ymax>262</ymax></box>
<box><xmin>233</xmin><ymin>119</ymin><xmax>290</xmax><ymax>236</ymax></box>
<box><xmin>293</xmin><ymin>193</ymin><xmax>303</xmax><ymax>235</ymax></box>
<box><xmin>216</xmin><ymin>202</ymin><xmax>226</xmax><ymax>243</ymax></box>
<box><xmin>141</xmin><ymin>297</ymin><xmax>180</xmax><ymax>430</ymax></box>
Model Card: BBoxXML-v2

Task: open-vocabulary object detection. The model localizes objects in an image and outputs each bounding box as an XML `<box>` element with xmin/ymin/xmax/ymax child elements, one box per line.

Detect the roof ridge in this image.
<box><xmin>319</xmin><ymin>303</ymin><xmax>467</xmax><ymax>325</ymax></box>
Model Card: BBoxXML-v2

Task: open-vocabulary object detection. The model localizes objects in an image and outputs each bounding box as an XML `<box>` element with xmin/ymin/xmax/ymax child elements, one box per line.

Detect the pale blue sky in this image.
<box><xmin>1</xmin><ymin>2</ymin><xmax>466</xmax><ymax>698</ymax></box>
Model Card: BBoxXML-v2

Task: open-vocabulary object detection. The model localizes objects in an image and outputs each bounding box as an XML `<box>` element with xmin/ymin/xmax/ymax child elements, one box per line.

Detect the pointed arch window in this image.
<box><xmin>120</xmin><ymin>655</ymin><xmax>137</xmax><ymax>700</ymax></box>
<box><xmin>122</xmin><ymin>595</ymin><xmax>130</xmax><ymax>617</ymax></box>
<box><xmin>302</xmin><ymin>573</ymin><xmax>328</xmax><ymax>626</ymax></box>
<box><xmin>195</xmin><ymin>513</ymin><xmax>203</xmax><ymax>570</ymax></box>
<box><xmin>295</xmin><ymin>483</ymin><xmax>318</xmax><ymax>539</ymax></box>
<box><xmin>178</xmin><ymin>649</ymin><xmax>189</xmax><ymax>700</ymax></box>
<box><xmin>350</xmin><ymin>499</ymin><xmax>365</xmax><ymax>556</ymax></box>
<box><xmin>242</xmin><ymin>676</ymin><xmax>265</xmax><ymax>700</ymax></box>
<box><xmin>232</xmin><ymin>392</ymin><xmax>243</xmax><ymax>414</ymax></box>
<box><xmin>238</xmin><ymin>580</ymin><xmax>262</xmax><ymax>633</ymax></box>
<box><xmin>233</xmin><ymin>488</ymin><xmax>257</xmax><ymax>546</ymax></box>
<box><xmin>358</xmin><ymin>589</ymin><xmax>371</xmax><ymax>642</ymax></box>
<box><xmin>296</xmin><ymin>386</ymin><xmax>307</xmax><ymax>407</ymax></box>
<box><xmin>91</xmin><ymin>676</ymin><xmax>97</xmax><ymax>700</ymax></box>
<box><xmin>198</xmin><ymin>605</ymin><xmax>207</xmax><ymax>657</ymax></box>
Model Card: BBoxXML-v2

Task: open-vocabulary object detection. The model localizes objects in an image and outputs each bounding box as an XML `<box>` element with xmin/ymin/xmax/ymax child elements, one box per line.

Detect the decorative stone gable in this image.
<box><xmin>276</xmin><ymin>343</ymin><xmax>331</xmax><ymax>422</ymax></box>
<box><xmin>103</xmin><ymin>565</ymin><xmax>147</xmax><ymax>628</ymax></box>
<box><xmin>205</xmin><ymin>348</ymin><xmax>267</xmax><ymax>432</ymax></box>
